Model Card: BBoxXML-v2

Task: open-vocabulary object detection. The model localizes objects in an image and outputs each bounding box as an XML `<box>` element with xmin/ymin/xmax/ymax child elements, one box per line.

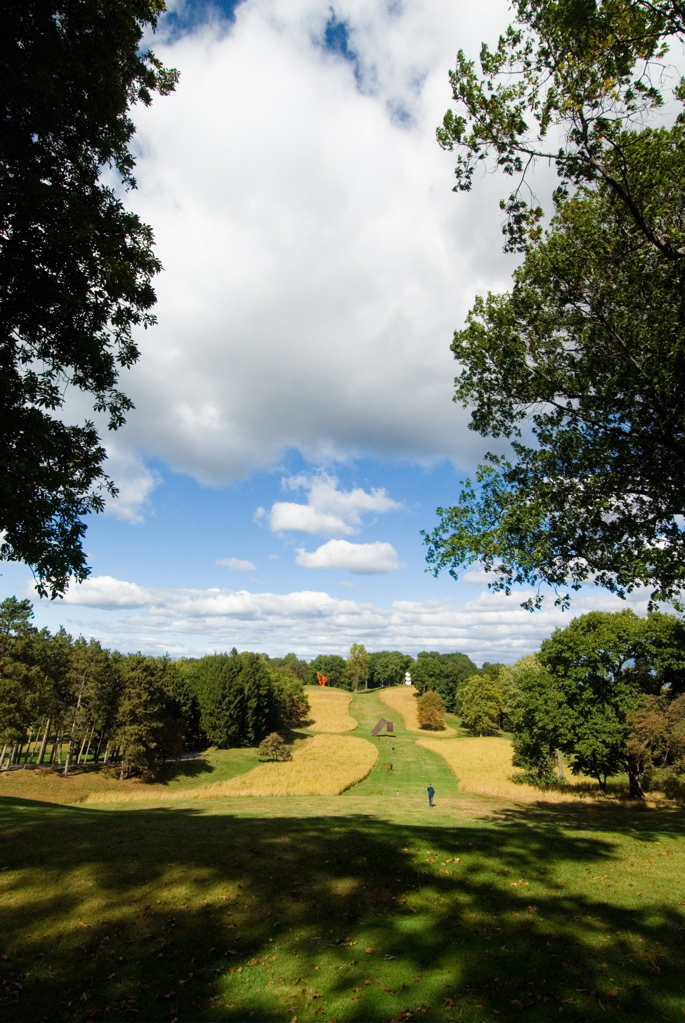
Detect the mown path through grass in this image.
<box><xmin>343</xmin><ymin>690</ymin><xmax>459</xmax><ymax>800</ymax></box>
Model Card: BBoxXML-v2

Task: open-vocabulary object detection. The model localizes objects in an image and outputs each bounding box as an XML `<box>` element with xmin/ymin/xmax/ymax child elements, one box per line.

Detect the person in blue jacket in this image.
<box><xmin>427</xmin><ymin>784</ymin><xmax>435</xmax><ymax>807</ymax></box>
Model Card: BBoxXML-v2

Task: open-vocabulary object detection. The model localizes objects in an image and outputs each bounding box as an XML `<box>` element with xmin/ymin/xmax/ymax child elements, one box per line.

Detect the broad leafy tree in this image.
<box><xmin>458</xmin><ymin>673</ymin><xmax>502</xmax><ymax>735</ymax></box>
<box><xmin>368</xmin><ymin>650</ymin><xmax>414</xmax><ymax>688</ymax></box>
<box><xmin>1</xmin><ymin>1</ymin><xmax>178</xmax><ymax>596</ymax></box>
<box><xmin>626</xmin><ymin>693</ymin><xmax>685</xmax><ymax>784</ymax></box>
<box><xmin>416</xmin><ymin>691</ymin><xmax>447</xmax><ymax>731</ymax></box>
<box><xmin>345</xmin><ymin>643</ymin><xmax>371</xmax><ymax>691</ymax></box>
<box><xmin>412</xmin><ymin>651</ymin><xmax>478</xmax><ymax>711</ymax></box>
<box><xmin>308</xmin><ymin>654</ymin><xmax>347</xmax><ymax>689</ymax></box>
<box><xmin>425</xmin><ymin>0</ymin><xmax>685</xmax><ymax>607</ymax></box>
<box><xmin>511</xmin><ymin>610</ymin><xmax>685</xmax><ymax>795</ymax></box>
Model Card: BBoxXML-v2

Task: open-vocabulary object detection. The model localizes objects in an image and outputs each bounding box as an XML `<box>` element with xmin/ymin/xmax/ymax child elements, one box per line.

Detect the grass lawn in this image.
<box><xmin>2</xmin><ymin>688</ymin><xmax>685</xmax><ymax>1022</ymax></box>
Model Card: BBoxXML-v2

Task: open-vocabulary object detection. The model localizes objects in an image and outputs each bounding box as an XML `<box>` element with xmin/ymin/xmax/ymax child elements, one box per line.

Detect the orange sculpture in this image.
<box><xmin>316</xmin><ymin>671</ymin><xmax>328</xmax><ymax>686</ymax></box>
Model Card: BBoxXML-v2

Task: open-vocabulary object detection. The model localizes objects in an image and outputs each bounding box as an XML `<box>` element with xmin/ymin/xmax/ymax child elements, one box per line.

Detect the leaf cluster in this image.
<box><xmin>1</xmin><ymin>0</ymin><xmax>178</xmax><ymax>595</ymax></box>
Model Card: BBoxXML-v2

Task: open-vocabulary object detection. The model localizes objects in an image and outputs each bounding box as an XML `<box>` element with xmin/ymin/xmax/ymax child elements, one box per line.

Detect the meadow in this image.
<box><xmin>305</xmin><ymin>686</ymin><xmax>358</xmax><ymax>733</ymax></box>
<box><xmin>1</xmin><ymin>686</ymin><xmax>684</xmax><ymax>1023</ymax></box>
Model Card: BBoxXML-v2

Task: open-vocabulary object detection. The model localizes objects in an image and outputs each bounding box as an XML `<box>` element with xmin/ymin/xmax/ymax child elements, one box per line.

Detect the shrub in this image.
<box><xmin>417</xmin><ymin>690</ymin><xmax>446</xmax><ymax>731</ymax></box>
<box><xmin>258</xmin><ymin>733</ymin><xmax>292</xmax><ymax>761</ymax></box>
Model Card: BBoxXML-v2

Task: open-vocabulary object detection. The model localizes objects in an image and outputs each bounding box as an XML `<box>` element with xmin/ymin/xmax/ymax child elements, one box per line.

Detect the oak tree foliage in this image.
<box><xmin>425</xmin><ymin>0</ymin><xmax>685</xmax><ymax>607</ymax></box>
<box><xmin>510</xmin><ymin>610</ymin><xmax>685</xmax><ymax>796</ymax></box>
<box><xmin>1</xmin><ymin>0</ymin><xmax>178</xmax><ymax>596</ymax></box>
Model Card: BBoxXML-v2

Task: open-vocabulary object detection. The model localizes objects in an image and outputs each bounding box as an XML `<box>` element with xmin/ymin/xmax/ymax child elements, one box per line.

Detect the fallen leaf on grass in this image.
<box><xmin>364</xmin><ymin>948</ymin><xmax>374</xmax><ymax>954</ymax></box>
<box><xmin>391</xmin><ymin>1012</ymin><xmax>413</xmax><ymax>1022</ymax></box>
<box><xmin>606</xmin><ymin>988</ymin><xmax>620</xmax><ymax>998</ymax></box>
<box><xmin>383</xmin><ymin>954</ymin><xmax>396</xmax><ymax>960</ymax></box>
<box><xmin>248</xmin><ymin>958</ymin><xmax>259</xmax><ymax>966</ymax></box>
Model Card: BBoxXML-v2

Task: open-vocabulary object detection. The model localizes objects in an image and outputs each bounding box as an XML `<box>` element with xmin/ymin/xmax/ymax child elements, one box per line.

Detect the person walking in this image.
<box><xmin>427</xmin><ymin>784</ymin><xmax>435</xmax><ymax>807</ymax></box>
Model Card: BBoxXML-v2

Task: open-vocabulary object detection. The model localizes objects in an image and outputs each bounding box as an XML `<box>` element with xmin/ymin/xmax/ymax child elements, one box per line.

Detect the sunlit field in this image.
<box><xmin>380</xmin><ymin>685</ymin><xmax>458</xmax><ymax>736</ymax></box>
<box><xmin>86</xmin><ymin>735</ymin><xmax>378</xmax><ymax>801</ymax></box>
<box><xmin>305</xmin><ymin>684</ymin><xmax>358</xmax><ymax>732</ymax></box>
<box><xmin>418</xmin><ymin>735</ymin><xmax>592</xmax><ymax>802</ymax></box>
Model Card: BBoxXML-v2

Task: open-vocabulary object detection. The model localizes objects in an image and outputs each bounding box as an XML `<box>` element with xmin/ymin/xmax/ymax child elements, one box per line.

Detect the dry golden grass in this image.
<box><xmin>417</xmin><ymin>736</ymin><xmax>594</xmax><ymax>802</ymax></box>
<box><xmin>305</xmin><ymin>685</ymin><xmax>358</xmax><ymax>732</ymax></box>
<box><xmin>86</xmin><ymin>735</ymin><xmax>378</xmax><ymax>802</ymax></box>
<box><xmin>379</xmin><ymin>686</ymin><xmax>458</xmax><ymax>737</ymax></box>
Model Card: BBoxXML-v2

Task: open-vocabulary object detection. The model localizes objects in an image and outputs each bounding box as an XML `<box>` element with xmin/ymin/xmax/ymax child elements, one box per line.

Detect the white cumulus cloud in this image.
<box><xmin>102</xmin><ymin>443</ymin><xmax>161</xmax><ymax>524</ymax></box>
<box><xmin>260</xmin><ymin>472</ymin><xmax>402</xmax><ymax>536</ymax></box>
<box><xmin>55</xmin><ymin>574</ymin><xmax>652</xmax><ymax>662</ymax></box>
<box><xmin>104</xmin><ymin>0</ymin><xmax>517</xmax><ymax>486</ymax></box>
<box><xmin>295</xmin><ymin>539</ymin><xmax>400</xmax><ymax>573</ymax></box>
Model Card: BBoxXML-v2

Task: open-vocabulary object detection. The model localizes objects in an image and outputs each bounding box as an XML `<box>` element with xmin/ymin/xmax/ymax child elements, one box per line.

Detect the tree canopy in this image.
<box><xmin>1</xmin><ymin>0</ymin><xmax>177</xmax><ymax>596</ymax></box>
<box><xmin>424</xmin><ymin>0</ymin><xmax>685</xmax><ymax>608</ymax></box>
<box><xmin>510</xmin><ymin>610</ymin><xmax>685</xmax><ymax>795</ymax></box>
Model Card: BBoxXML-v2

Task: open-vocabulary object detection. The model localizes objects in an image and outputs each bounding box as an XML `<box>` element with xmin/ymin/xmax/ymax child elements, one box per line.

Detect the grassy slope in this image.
<box><xmin>2</xmin><ymin>688</ymin><xmax>685</xmax><ymax>1022</ymax></box>
<box><xmin>343</xmin><ymin>689</ymin><xmax>460</xmax><ymax>799</ymax></box>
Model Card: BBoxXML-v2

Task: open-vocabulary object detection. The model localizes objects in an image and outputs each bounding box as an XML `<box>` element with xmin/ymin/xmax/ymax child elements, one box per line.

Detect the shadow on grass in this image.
<box><xmin>155</xmin><ymin>758</ymin><xmax>215</xmax><ymax>783</ymax></box>
<box><xmin>0</xmin><ymin>796</ymin><xmax>684</xmax><ymax>1022</ymax></box>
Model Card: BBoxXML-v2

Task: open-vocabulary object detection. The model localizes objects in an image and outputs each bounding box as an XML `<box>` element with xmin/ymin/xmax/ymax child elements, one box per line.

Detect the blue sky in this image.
<box><xmin>1</xmin><ymin>0</ymin><xmax>651</xmax><ymax>661</ymax></box>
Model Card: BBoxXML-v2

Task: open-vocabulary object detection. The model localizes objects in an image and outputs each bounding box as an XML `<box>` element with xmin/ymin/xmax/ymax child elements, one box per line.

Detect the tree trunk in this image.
<box><xmin>627</xmin><ymin>757</ymin><xmax>645</xmax><ymax>799</ymax></box>
<box><xmin>81</xmin><ymin>725</ymin><xmax>95</xmax><ymax>765</ymax></box>
<box><xmin>0</xmin><ymin>744</ymin><xmax>6</xmax><ymax>769</ymax></box>
<box><xmin>555</xmin><ymin>748</ymin><xmax>565</xmax><ymax>780</ymax></box>
<box><xmin>77</xmin><ymin>729</ymin><xmax>89</xmax><ymax>765</ymax></box>
<box><xmin>93</xmin><ymin>730</ymin><xmax>105</xmax><ymax>764</ymax></box>
<box><xmin>37</xmin><ymin>719</ymin><xmax>51</xmax><ymax>765</ymax></box>
<box><xmin>23</xmin><ymin>724</ymin><xmax>38</xmax><ymax>767</ymax></box>
<box><xmin>103</xmin><ymin>741</ymin><xmax>110</xmax><ymax>764</ymax></box>
<box><xmin>14</xmin><ymin>743</ymin><xmax>23</xmax><ymax>766</ymax></box>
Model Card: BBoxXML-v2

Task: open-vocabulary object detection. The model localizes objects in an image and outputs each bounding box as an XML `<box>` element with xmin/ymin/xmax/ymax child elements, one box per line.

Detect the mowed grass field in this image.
<box><xmin>2</xmin><ymin>685</ymin><xmax>685</xmax><ymax>1022</ymax></box>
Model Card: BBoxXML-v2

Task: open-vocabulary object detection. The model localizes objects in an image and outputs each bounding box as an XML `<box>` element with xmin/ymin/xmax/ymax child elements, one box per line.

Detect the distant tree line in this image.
<box><xmin>5</xmin><ymin>595</ymin><xmax>680</xmax><ymax>798</ymax></box>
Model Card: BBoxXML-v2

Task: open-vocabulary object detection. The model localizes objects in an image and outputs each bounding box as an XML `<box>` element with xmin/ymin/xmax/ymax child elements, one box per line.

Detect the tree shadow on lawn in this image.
<box><xmin>154</xmin><ymin>758</ymin><xmax>216</xmax><ymax>783</ymax></box>
<box><xmin>1</xmin><ymin>796</ymin><xmax>684</xmax><ymax>1022</ymax></box>
<box><xmin>488</xmin><ymin>797</ymin><xmax>685</xmax><ymax>839</ymax></box>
